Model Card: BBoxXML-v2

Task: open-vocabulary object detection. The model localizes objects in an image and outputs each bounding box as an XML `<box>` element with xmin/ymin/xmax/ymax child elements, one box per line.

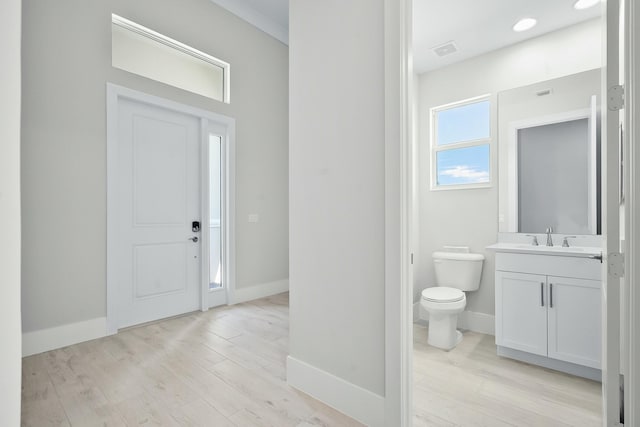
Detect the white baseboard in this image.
<box><xmin>286</xmin><ymin>356</ymin><xmax>385</xmax><ymax>427</ymax></box>
<box><xmin>415</xmin><ymin>304</ymin><xmax>495</xmax><ymax>336</ymax></box>
<box><xmin>22</xmin><ymin>317</ymin><xmax>107</xmax><ymax>357</ymax></box>
<box><xmin>232</xmin><ymin>279</ymin><xmax>289</xmax><ymax>304</ymax></box>
<box><xmin>458</xmin><ymin>311</ymin><xmax>495</xmax><ymax>336</ymax></box>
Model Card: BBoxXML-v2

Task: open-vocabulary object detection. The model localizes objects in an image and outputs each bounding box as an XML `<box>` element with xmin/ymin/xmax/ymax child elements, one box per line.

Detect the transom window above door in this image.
<box><xmin>430</xmin><ymin>96</ymin><xmax>492</xmax><ymax>190</ymax></box>
<box><xmin>111</xmin><ymin>14</ymin><xmax>230</xmax><ymax>103</ymax></box>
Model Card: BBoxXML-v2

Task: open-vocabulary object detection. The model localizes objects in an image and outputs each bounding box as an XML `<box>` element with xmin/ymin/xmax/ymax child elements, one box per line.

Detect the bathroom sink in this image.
<box><xmin>486</xmin><ymin>243</ymin><xmax>601</xmax><ymax>258</ymax></box>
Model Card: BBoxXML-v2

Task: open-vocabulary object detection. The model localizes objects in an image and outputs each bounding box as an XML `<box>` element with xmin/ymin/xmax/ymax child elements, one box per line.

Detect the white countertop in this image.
<box><xmin>486</xmin><ymin>242</ymin><xmax>602</xmax><ymax>258</ymax></box>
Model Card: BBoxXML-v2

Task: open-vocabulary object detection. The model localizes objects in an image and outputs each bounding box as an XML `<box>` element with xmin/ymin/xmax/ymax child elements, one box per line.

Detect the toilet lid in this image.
<box><xmin>421</xmin><ymin>287</ymin><xmax>464</xmax><ymax>303</ymax></box>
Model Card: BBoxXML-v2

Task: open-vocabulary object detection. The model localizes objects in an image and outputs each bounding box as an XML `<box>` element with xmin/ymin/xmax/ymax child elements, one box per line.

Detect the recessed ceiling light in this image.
<box><xmin>574</xmin><ymin>0</ymin><xmax>600</xmax><ymax>10</ymax></box>
<box><xmin>513</xmin><ymin>18</ymin><xmax>537</xmax><ymax>32</ymax></box>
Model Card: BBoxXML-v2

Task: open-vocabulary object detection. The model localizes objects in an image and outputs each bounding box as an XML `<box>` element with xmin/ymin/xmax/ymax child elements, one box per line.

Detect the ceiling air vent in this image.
<box><xmin>431</xmin><ymin>41</ymin><xmax>458</xmax><ymax>57</ymax></box>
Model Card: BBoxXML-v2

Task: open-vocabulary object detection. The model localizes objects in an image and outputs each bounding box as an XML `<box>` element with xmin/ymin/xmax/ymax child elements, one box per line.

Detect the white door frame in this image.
<box><xmin>201</xmin><ymin>122</ymin><xmax>236</xmax><ymax>309</ymax></box>
<box><xmin>384</xmin><ymin>0</ymin><xmax>413</xmax><ymax>425</ymax></box>
<box><xmin>603</xmin><ymin>0</ymin><xmax>624</xmax><ymax>424</ymax></box>
<box><xmin>625</xmin><ymin>0</ymin><xmax>639</xmax><ymax>423</ymax></box>
<box><xmin>106</xmin><ymin>83</ymin><xmax>236</xmax><ymax>335</ymax></box>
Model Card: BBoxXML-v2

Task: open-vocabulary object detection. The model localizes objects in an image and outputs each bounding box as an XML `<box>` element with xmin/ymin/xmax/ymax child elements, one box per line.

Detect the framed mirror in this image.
<box><xmin>498</xmin><ymin>68</ymin><xmax>601</xmax><ymax>235</ymax></box>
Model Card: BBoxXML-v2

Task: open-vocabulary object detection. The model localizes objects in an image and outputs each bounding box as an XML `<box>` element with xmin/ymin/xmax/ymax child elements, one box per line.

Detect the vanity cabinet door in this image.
<box><xmin>547</xmin><ymin>276</ymin><xmax>601</xmax><ymax>368</ymax></box>
<box><xmin>496</xmin><ymin>271</ymin><xmax>548</xmax><ymax>356</ymax></box>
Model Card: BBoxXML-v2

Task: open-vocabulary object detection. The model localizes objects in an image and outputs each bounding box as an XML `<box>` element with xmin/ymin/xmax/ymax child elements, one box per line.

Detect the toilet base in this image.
<box><xmin>427</xmin><ymin>312</ymin><xmax>463</xmax><ymax>350</ymax></box>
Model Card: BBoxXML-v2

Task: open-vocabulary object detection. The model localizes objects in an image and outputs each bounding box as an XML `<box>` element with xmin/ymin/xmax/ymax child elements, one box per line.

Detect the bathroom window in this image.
<box><xmin>430</xmin><ymin>96</ymin><xmax>491</xmax><ymax>190</ymax></box>
<box><xmin>111</xmin><ymin>14</ymin><xmax>230</xmax><ymax>103</ymax></box>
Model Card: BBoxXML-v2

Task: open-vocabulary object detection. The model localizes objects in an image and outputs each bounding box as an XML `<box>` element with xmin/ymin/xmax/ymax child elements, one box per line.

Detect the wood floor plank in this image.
<box><xmin>170</xmin><ymin>399</ymin><xmax>236</xmax><ymax>427</ymax></box>
<box><xmin>112</xmin><ymin>392</ymin><xmax>182</xmax><ymax>427</ymax></box>
<box><xmin>21</xmin><ymin>354</ymin><xmax>70</xmax><ymax>427</ymax></box>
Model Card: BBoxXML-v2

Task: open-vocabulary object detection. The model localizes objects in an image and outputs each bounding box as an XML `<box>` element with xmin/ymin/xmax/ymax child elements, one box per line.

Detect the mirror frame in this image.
<box><xmin>506</xmin><ymin>102</ymin><xmax>598</xmax><ymax>234</ymax></box>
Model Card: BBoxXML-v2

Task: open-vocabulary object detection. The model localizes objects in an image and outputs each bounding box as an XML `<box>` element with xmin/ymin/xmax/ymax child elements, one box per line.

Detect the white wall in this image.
<box><xmin>288</xmin><ymin>0</ymin><xmax>387</xmax><ymax>422</ymax></box>
<box><xmin>21</xmin><ymin>0</ymin><xmax>289</xmax><ymax>334</ymax></box>
<box><xmin>416</xmin><ymin>19</ymin><xmax>603</xmax><ymax>316</ymax></box>
<box><xmin>0</xmin><ymin>0</ymin><xmax>22</xmax><ymax>423</ymax></box>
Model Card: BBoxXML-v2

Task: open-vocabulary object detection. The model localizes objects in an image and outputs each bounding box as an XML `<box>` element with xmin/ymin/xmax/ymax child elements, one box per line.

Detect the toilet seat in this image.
<box><xmin>421</xmin><ymin>287</ymin><xmax>464</xmax><ymax>303</ymax></box>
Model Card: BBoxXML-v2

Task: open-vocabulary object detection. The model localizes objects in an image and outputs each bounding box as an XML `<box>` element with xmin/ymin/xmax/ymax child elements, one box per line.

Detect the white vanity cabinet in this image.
<box><xmin>493</xmin><ymin>249</ymin><xmax>602</xmax><ymax>379</ymax></box>
<box><xmin>546</xmin><ymin>275</ymin><xmax>601</xmax><ymax>368</ymax></box>
<box><xmin>496</xmin><ymin>271</ymin><xmax>548</xmax><ymax>357</ymax></box>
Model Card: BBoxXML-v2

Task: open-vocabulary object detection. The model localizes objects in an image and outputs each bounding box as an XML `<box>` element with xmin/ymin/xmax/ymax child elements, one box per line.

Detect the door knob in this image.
<box><xmin>187</xmin><ymin>236</ymin><xmax>199</xmax><ymax>243</ymax></box>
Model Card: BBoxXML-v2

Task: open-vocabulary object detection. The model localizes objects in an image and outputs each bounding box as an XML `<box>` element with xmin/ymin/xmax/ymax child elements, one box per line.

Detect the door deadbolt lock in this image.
<box><xmin>192</xmin><ymin>221</ymin><xmax>201</xmax><ymax>232</ymax></box>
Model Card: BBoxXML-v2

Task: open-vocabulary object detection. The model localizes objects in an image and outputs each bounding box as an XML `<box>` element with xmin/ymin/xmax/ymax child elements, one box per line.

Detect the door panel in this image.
<box><xmin>603</xmin><ymin>0</ymin><xmax>623</xmax><ymax>424</ymax></box>
<box><xmin>496</xmin><ymin>271</ymin><xmax>547</xmax><ymax>356</ymax></box>
<box><xmin>116</xmin><ymin>97</ymin><xmax>201</xmax><ymax>329</ymax></box>
<box><xmin>134</xmin><ymin>243</ymin><xmax>188</xmax><ymax>298</ymax></box>
<box><xmin>547</xmin><ymin>276</ymin><xmax>601</xmax><ymax>369</ymax></box>
<box><xmin>133</xmin><ymin>116</ymin><xmax>188</xmax><ymax>225</ymax></box>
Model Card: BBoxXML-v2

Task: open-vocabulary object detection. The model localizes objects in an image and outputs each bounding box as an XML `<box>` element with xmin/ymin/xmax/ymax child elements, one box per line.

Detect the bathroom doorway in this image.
<box><xmin>405</xmin><ymin>0</ymin><xmax>632</xmax><ymax>425</ymax></box>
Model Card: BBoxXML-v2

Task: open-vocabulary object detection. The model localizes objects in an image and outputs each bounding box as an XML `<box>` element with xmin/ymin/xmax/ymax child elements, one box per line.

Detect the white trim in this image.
<box><xmin>208</xmin><ymin>0</ymin><xmax>288</xmax><ymax>45</ymax></box>
<box><xmin>106</xmin><ymin>83</ymin><xmax>236</xmax><ymax>334</ymax></box>
<box><xmin>22</xmin><ymin>318</ymin><xmax>108</xmax><ymax>357</ymax></box>
<box><xmin>201</xmin><ymin>123</ymin><xmax>234</xmax><ymax>311</ymax></box>
<box><xmin>231</xmin><ymin>279</ymin><xmax>289</xmax><ymax>304</ymax></box>
<box><xmin>626</xmin><ymin>0</ymin><xmax>639</xmax><ymax>423</ymax></box>
<box><xmin>458</xmin><ymin>311</ymin><xmax>496</xmax><ymax>336</ymax></box>
<box><xmin>416</xmin><ymin>305</ymin><xmax>496</xmax><ymax>336</ymax></box>
<box><xmin>286</xmin><ymin>356</ymin><xmax>385</xmax><ymax>427</ymax></box>
<box><xmin>208</xmin><ymin>287</ymin><xmax>227</xmax><ymax>308</ymax></box>
<box><xmin>385</xmin><ymin>0</ymin><xmax>412</xmax><ymax>425</ymax></box>
<box><xmin>200</xmin><ymin>120</ymin><xmax>210</xmax><ymax>313</ymax></box>
<box><xmin>603</xmin><ymin>0</ymin><xmax>623</xmax><ymax>424</ymax></box>
<box><xmin>506</xmin><ymin>108</ymin><xmax>594</xmax><ymax>233</ymax></box>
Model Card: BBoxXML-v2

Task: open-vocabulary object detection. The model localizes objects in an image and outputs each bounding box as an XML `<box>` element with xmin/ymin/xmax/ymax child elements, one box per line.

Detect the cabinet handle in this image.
<box><xmin>550</xmin><ymin>283</ymin><xmax>553</xmax><ymax>308</ymax></box>
<box><xmin>541</xmin><ymin>282</ymin><xmax>544</xmax><ymax>307</ymax></box>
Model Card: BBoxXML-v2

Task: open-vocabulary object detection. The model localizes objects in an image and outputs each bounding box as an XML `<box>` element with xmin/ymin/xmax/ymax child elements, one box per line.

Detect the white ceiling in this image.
<box><xmin>210</xmin><ymin>0</ymin><xmax>601</xmax><ymax>73</ymax></box>
<box><xmin>413</xmin><ymin>0</ymin><xmax>601</xmax><ymax>73</ymax></box>
<box><xmin>209</xmin><ymin>0</ymin><xmax>289</xmax><ymax>44</ymax></box>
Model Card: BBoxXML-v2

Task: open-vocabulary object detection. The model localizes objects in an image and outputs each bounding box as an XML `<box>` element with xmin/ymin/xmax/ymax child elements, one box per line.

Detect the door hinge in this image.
<box><xmin>608</xmin><ymin>85</ymin><xmax>625</xmax><ymax>111</ymax></box>
<box><xmin>410</xmin><ymin>253</ymin><xmax>414</xmax><ymax>265</ymax></box>
<box><xmin>608</xmin><ymin>252</ymin><xmax>625</xmax><ymax>278</ymax></box>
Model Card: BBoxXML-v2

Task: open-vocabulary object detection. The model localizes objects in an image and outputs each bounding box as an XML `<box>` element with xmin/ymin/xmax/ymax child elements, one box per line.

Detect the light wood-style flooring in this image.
<box><xmin>21</xmin><ymin>293</ymin><xmax>362</xmax><ymax>427</ymax></box>
<box><xmin>413</xmin><ymin>324</ymin><xmax>603</xmax><ymax>427</ymax></box>
<box><xmin>21</xmin><ymin>294</ymin><xmax>603</xmax><ymax>426</ymax></box>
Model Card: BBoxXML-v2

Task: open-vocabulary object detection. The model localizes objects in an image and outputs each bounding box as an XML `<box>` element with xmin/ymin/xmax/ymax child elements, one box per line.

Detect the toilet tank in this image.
<box><xmin>432</xmin><ymin>251</ymin><xmax>485</xmax><ymax>291</ymax></box>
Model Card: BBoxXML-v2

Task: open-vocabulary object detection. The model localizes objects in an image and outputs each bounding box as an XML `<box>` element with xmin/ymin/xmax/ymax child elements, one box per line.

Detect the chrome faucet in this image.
<box><xmin>525</xmin><ymin>234</ymin><xmax>539</xmax><ymax>246</ymax></box>
<box><xmin>546</xmin><ymin>227</ymin><xmax>553</xmax><ymax>246</ymax></box>
<box><xmin>562</xmin><ymin>236</ymin><xmax>577</xmax><ymax>247</ymax></box>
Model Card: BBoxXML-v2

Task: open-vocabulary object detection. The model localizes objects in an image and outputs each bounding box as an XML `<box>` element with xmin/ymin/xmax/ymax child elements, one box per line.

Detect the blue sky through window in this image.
<box><xmin>436</xmin><ymin>100</ymin><xmax>490</xmax><ymax>145</ymax></box>
<box><xmin>436</xmin><ymin>144</ymin><xmax>490</xmax><ymax>186</ymax></box>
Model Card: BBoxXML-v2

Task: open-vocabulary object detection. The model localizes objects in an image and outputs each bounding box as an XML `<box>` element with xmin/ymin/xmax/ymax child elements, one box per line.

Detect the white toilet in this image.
<box><xmin>420</xmin><ymin>247</ymin><xmax>484</xmax><ymax>350</ymax></box>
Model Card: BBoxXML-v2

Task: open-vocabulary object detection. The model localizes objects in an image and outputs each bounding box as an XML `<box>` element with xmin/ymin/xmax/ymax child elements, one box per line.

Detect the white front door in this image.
<box><xmin>114</xmin><ymin>97</ymin><xmax>201</xmax><ymax>329</ymax></box>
